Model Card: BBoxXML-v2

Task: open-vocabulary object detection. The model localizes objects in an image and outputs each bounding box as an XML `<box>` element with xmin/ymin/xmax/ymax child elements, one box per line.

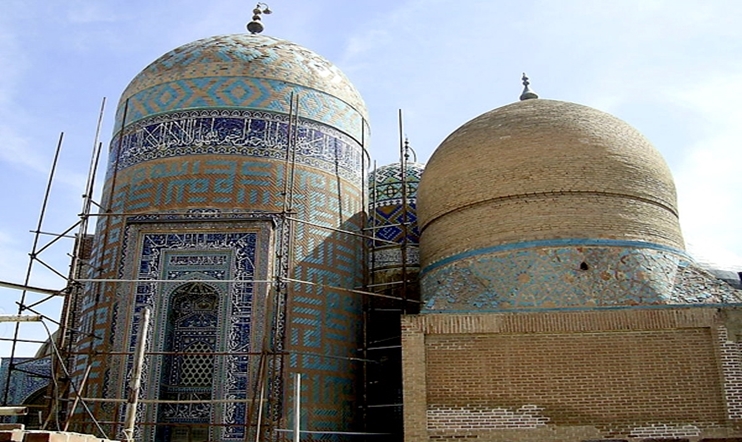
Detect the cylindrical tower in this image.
<box><xmin>365</xmin><ymin>161</ymin><xmax>423</xmax><ymax>438</ymax></box>
<box><xmin>418</xmin><ymin>98</ymin><xmax>687</xmax><ymax>311</ymax></box>
<box><xmin>368</xmin><ymin>161</ymin><xmax>424</xmax><ymax>286</ymax></box>
<box><xmin>71</xmin><ymin>34</ymin><xmax>368</xmax><ymax>441</ymax></box>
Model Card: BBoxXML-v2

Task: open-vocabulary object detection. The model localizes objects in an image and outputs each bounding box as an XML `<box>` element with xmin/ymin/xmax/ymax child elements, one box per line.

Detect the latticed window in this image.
<box><xmin>166</xmin><ymin>284</ymin><xmax>218</xmax><ymax>389</ymax></box>
<box><xmin>179</xmin><ymin>340</ymin><xmax>214</xmax><ymax>387</ymax></box>
<box><xmin>157</xmin><ymin>282</ymin><xmax>219</xmax><ymax>441</ymax></box>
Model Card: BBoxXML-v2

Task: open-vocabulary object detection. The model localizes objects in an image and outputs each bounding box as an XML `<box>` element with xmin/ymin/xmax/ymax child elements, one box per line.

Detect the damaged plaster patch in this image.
<box><xmin>427</xmin><ymin>404</ymin><xmax>549</xmax><ymax>430</ymax></box>
<box><xmin>629</xmin><ymin>424</ymin><xmax>700</xmax><ymax>438</ymax></box>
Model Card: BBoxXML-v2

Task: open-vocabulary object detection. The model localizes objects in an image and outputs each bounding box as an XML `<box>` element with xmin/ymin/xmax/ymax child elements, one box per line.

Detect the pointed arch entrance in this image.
<box><xmin>157</xmin><ymin>281</ymin><xmax>219</xmax><ymax>442</ymax></box>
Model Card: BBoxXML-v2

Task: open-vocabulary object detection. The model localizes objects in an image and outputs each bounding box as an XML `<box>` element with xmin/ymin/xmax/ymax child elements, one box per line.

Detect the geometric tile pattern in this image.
<box><xmin>110</xmin><ymin>109</ymin><xmax>363</xmax><ymax>181</ymax></box>
<box><xmin>156</xmin><ymin>283</ymin><xmax>218</xmax><ymax>439</ymax></box>
<box><xmin>368</xmin><ymin>162</ymin><xmax>424</xmax><ymax>271</ymax></box>
<box><xmin>369</xmin><ymin>162</ymin><xmax>424</xmax><ymax>209</ymax></box>
<box><xmin>74</xmin><ymin>146</ymin><xmax>367</xmax><ymax>435</ymax></box>
<box><xmin>421</xmin><ymin>239</ymin><xmax>693</xmax><ymax>312</ymax></box>
<box><xmin>117</xmin><ymin>78</ymin><xmax>366</xmax><ymax>143</ymax></box>
<box><xmin>282</xmin><ymin>187</ymin><xmax>364</xmax><ymax>434</ymax></box>
<box><xmin>114</xmin><ymin>225</ymin><xmax>262</xmax><ymax>442</ymax></box>
<box><xmin>371</xmin><ymin>204</ymin><xmax>420</xmax><ymax>245</ymax></box>
<box><xmin>0</xmin><ymin>357</ymin><xmax>51</xmax><ymax>414</ymax></box>
<box><xmin>72</xmin><ymin>33</ymin><xmax>368</xmax><ymax>439</ymax></box>
<box><xmin>117</xmin><ymin>34</ymin><xmax>367</xmax><ymax>142</ymax></box>
<box><xmin>76</xmin><ymin>166</ymin><xmax>364</xmax><ymax>439</ymax></box>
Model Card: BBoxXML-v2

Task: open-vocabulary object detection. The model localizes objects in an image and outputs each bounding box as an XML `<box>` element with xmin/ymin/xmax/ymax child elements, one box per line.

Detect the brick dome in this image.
<box><xmin>418</xmin><ymin>99</ymin><xmax>684</xmax><ymax>269</ymax></box>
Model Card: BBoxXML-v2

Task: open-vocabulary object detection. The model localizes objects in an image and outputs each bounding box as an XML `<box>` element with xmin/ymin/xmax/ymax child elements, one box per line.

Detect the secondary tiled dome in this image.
<box><xmin>114</xmin><ymin>34</ymin><xmax>367</xmax><ymax>140</ymax></box>
<box><xmin>370</xmin><ymin>161</ymin><xmax>425</xmax><ymax>211</ymax></box>
<box><xmin>368</xmin><ymin>162</ymin><xmax>425</xmax><ymax>273</ymax></box>
<box><xmin>418</xmin><ymin>99</ymin><xmax>684</xmax><ymax>269</ymax></box>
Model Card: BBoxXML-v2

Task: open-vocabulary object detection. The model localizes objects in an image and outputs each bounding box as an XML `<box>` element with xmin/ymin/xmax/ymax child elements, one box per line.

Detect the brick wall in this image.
<box><xmin>402</xmin><ymin>308</ymin><xmax>742</xmax><ymax>441</ymax></box>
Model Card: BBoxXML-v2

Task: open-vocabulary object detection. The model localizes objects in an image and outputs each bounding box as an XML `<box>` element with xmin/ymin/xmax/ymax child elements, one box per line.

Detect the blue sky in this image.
<box><xmin>0</xmin><ymin>0</ymin><xmax>741</xmax><ymax>355</ymax></box>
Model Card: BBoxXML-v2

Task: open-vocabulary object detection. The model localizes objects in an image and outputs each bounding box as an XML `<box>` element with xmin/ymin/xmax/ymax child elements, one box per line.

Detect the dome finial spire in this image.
<box><xmin>246</xmin><ymin>3</ymin><xmax>272</xmax><ymax>34</ymax></box>
<box><xmin>520</xmin><ymin>72</ymin><xmax>539</xmax><ymax>101</ymax></box>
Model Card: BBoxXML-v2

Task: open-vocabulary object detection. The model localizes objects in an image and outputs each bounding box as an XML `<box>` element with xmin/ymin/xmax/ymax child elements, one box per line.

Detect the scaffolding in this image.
<box><xmin>361</xmin><ymin>110</ymin><xmax>421</xmax><ymax>441</ymax></box>
<box><xmin>0</xmin><ymin>97</ymin><xmax>419</xmax><ymax>441</ymax></box>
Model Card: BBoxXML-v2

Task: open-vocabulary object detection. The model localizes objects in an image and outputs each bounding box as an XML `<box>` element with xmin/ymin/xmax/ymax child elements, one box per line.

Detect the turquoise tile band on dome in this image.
<box><xmin>115</xmin><ymin>77</ymin><xmax>366</xmax><ymax>142</ymax></box>
<box><xmin>122</xmin><ymin>35</ymin><xmax>365</xmax><ymax>110</ymax></box>
<box><xmin>421</xmin><ymin>238</ymin><xmax>689</xmax><ymax>276</ymax></box>
<box><xmin>115</xmin><ymin>34</ymin><xmax>368</xmax><ymax>142</ymax></box>
<box><xmin>420</xmin><ymin>239</ymin><xmax>691</xmax><ymax>312</ymax></box>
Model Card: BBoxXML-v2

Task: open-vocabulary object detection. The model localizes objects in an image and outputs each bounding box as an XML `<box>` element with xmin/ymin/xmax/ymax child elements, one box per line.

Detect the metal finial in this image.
<box><xmin>403</xmin><ymin>138</ymin><xmax>411</xmax><ymax>163</ymax></box>
<box><xmin>246</xmin><ymin>3</ymin><xmax>272</xmax><ymax>34</ymax></box>
<box><xmin>519</xmin><ymin>72</ymin><xmax>539</xmax><ymax>101</ymax></box>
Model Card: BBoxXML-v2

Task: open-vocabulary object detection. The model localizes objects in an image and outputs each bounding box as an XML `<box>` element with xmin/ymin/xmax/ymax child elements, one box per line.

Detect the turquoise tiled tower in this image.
<box><xmin>71</xmin><ymin>34</ymin><xmax>368</xmax><ymax>441</ymax></box>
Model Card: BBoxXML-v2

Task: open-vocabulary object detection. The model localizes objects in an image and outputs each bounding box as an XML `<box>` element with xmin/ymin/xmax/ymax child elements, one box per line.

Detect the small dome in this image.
<box><xmin>368</xmin><ymin>161</ymin><xmax>424</xmax><ymax>306</ymax></box>
<box><xmin>114</xmin><ymin>34</ymin><xmax>367</xmax><ymax>140</ymax></box>
<box><xmin>368</xmin><ymin>162</ymin><xmax>425</xmax><ymax>272</ymax></box>
<box><xmin>418</xmin><ymin>99</ymin><xmax>684</xmax><ymax>269</ymax></box>
<box><xmin>370</xmin><ymin>161</ymin><xmax>425</xmax><ymax>209</ymax></box>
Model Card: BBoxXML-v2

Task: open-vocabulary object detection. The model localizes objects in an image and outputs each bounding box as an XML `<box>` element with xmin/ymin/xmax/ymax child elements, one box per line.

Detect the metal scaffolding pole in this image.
<box><xmin>3</xmin><ymin>132</ymin><xmax>64</xmax><ymax>406</ymax></box>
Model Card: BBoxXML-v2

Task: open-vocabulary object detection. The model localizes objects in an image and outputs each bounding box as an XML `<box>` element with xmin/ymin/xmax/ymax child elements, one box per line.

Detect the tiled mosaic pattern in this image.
<box><xmin>116</xmin><ymin>34</ymin><xmax>367</xmax><ymax>141</ymax></box>
<box><xmin>109</xmin><ymin>109</ymin><xmax>363</xmax><ymax>181</ymax></box>
<box><xmin>74</xmin><ymin>139</ymin><xmax>364</xmax><ymax>438</ymax></box>
<box><xmin>79</xmin><ymin>220</ymin><xmax>271</xmax><ymax>441</ymax></box>
<box><xmin>369</xmin><ymin>162</ymin><xmax>425</xmax><ymax>209</ymax></box>
<box><xmin>421</xmin><ymin>240</ymin><xmax>691</xmax><ymax>311</ymax></box>
<box><xmin>368</xmin><ymin>162</ymin><xmax>424</xmax><ymax>272</ymax></box>
<box><xmin>370</xmin><ymin>204</ymin><xmax>419</xmax><ymax>246</ymax></box>
<box><xmin>670</xmin><ymin>263</ymin><xmax>742</xmax><ymax>303</ymax></box>
<box><xmin>156</xmin><ymin>283</ymin><xmax>218</xmax><ymax>426</ymax></box>
<box><xmin>76</xmin><ymin>207</ymin><xmax>363</xmax><ymax>438</ymax></box>
<box><xmin>0</xmin><ymin>357</ymin><xmax>51</xmax><ymax>412</ymax></box>
<box><xmin>99</xmin><ymin>157</ymin><xmax>358</xmax><ymax>215</ymax></box>
<box><xmin>73</xmin><ymin>31</ymin><xmax>368</xmax><ymax>439</ymax></box>
<box><xmin>129</xmin><ymin>229</ymin><xmax>257</xmax><ymax>441</ymax></box>
<box><xmin>371</xmin><ymin>247</ymin><xmax>420</xmax><ymax>270</ymax></box>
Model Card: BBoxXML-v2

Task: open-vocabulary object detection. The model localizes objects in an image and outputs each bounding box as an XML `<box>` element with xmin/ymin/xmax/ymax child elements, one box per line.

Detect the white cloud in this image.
<box><xmin>0</xmin><ymin>124</ymin><xmax>48</xmax><ymax>173</ymax></box>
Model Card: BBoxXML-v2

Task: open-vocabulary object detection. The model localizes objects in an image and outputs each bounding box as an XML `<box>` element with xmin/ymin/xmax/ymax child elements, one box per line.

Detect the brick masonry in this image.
<box><xmin>418</xmin><ymin>100</ymin><xmax>680</xmax><ymax>257</ymax></box>
<box><xmin>402</xmin><ymin>307</ymin><xmax>742</xmax><ymax>441</ymax></box>
<box><xmin>415</xmin><ymin>99</ymin><xmax>697</xmax><ymax>315</ymax></box>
